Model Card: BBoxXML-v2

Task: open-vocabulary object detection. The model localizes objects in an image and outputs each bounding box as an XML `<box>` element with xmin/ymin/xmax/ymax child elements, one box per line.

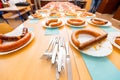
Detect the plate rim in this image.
<box><xmin>28</xmin><ymin>15</ymin><xmax>45</xmax><ymax>20</ymax></box>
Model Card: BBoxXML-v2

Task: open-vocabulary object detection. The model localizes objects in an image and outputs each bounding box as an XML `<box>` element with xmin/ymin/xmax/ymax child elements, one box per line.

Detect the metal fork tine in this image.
<box><xmin>43</xmin><ymin>36</ymin><xmax>56</xmax><ymax>58</ymax></box>
<box><xmin>46</xmin><ymin>36</ymin><xmax>54</xmax><ymax>51</ymax></box>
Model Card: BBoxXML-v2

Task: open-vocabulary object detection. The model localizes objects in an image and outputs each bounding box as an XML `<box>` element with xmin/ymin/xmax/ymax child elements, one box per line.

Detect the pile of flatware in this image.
<box><xmin>43</xmin><ymin>36</ymin><xmax>72</xmax><ymax>80</ymax></box>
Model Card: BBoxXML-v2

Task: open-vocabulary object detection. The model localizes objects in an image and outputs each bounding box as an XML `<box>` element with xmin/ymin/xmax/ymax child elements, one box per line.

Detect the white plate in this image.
<box><xmin>108</xmin><ymin>32</ymin><xmax>120</xmax><ymax>49</ymax></box>
<box><xmin>42</xmin><ymin>19</ymin><xmax>64</xmax><ymax>28</ymax></box>
<box><xmin>80</xmin><ymin>13</ymin><xmax>96</xmax><ymax>18</ymax></box>
<box><xmin>0</xmin><ymin>30</ymin><xmax>34</xmax><ymax>55</ymax></box>
<box><xmin>85</xmin><ymin>14</ymin><xmax>96</xmax><ymax>18</ymax></box>
<box><xmin>66</xmin><ymin>20</ymin><xmax>87</xmax><ymax>28</ymax></box>
<box><xmin>70</xmin><ymin>34</ymin><xmax>113</xmax><ymax>57</ymax></box>
<box><xmin>28</xmin><ymin>15</ymin><xmax>34</xmax><ymax>19</ymax></box>
<box><xmin>28</xmin><ymin>15</ymin><xmax>45</xmax><ymax>19</ymax></box>
<box><xmin>87</xmin><ymin>18</ymin><xmax>112</xmax><ymax>27</ymax></box>
<box><xmin>86</xmin><ymin>14</ymin><xmax>96</xmax><ymax>17</ymax></box>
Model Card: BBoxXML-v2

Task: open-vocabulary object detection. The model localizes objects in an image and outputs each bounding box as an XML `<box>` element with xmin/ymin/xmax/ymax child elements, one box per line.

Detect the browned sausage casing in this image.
<box><xmin>91</xmin><ymin>18</ymin><xmax>108</xmax><ymax>25</ymax></box>
<box><xmin>0</xmin><ymin>27</ymin><xmax>28</xmax><ymax>41</ymax></box>
<box><xmin>115</xmin><ymin>37</ymin><xmax>120</xmax><ymax>46</ymax></box>
<box><xmin>0</xmin><ymin>33</ymin><xmax>31</xmax><ymax>52</ymax></box>
<box><xmin>67</xmin><ymin>18</ymin><xmax>85</xmax><ymax>26</ymax></box>
<box><xmin>46</xmin><ymin>19</ymin><xmax>62</xmax><ymax>27</ymax></box>
<box><xmin>71</xmin><ymin>29</ymin><xmax>107</xmax><ymax>49</ymax></box>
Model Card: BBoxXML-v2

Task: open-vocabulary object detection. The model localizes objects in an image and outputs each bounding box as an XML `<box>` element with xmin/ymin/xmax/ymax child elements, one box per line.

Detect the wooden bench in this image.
<box><xmin>2</xmin><ymin>9</ymin><xmax>30</xmax><ymax>19</ymax></box>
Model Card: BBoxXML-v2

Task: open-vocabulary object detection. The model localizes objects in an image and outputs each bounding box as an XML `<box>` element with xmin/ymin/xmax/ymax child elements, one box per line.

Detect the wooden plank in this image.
<box><xmin>3</xmin><ymin>10</ymin><xmax>30</xmax><ymax>19</ymax></box>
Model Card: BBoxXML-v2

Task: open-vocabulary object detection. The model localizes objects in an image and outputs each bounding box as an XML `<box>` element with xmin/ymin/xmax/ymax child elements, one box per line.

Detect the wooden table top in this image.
<box><xmin>0</xmin><ymin>2</ymin><xmax>120</xmax><ymax>80</ymax></box>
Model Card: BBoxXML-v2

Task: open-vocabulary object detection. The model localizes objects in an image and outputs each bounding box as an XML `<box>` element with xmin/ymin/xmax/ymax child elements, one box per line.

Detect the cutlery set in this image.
<box><xmin>43</xmin><ymin>36</ymin><xmax>72</xmax><ymax>80</ymax></box>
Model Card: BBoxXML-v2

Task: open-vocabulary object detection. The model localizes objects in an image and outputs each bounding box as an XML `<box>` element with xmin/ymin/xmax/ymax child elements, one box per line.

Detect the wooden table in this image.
<box><xmin>0</xmin><ymin>2</ymin><xmax>120</xmax><ymax>80</ymax></box>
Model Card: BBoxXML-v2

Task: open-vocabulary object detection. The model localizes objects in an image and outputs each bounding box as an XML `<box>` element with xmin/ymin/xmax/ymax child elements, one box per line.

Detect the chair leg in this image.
<box><xmin>17</xmin><ymin>11</ymin><xmax>24</xmax><ymax>22</ymax></box>
<box><xmin>2</xmin><ymin>17</ymin><xmax>9</xmax><ymax>24</ymax></box>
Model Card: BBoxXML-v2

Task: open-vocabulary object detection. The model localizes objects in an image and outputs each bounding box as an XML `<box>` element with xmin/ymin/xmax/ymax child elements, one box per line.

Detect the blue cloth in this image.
<box><xmin>99</xmin><ymin>27</ymin><xmax>119</xmax><ymax>33</ymax></box>
<box><xmin>50</xmin><ymin>16</ymin><xmax>59</xmax><ymax>18</ymax></box>
<box><xmin>28</xmin><ymin>19</ymin><xmax>39</xmax><ymax>24</ymax></box>
<box><xmin>45</xmin><ymin>28</ymin><xmax>59</xmax><ymax>35</ymax></box>
<box><xmin>71</xmin><ymin>27</ymin><xmax>84</xmax><ymax>31</ymax></box>
<box><xmin>39</xmin><ymin>12</ymin><xmax>45</xmax><ymax>14</ymax></box>
<box><xmin>66</xmin><ymin>16</ymin><xmax>76</xmax><ymax>18</ymax></box>
<box><xmin>81</xmin><ymin>53</ymin><xmax>120</xmax><ymax>80</ymax></box>
<box><xmin>28</xmin><ymin>27</ymin><xmax>34</xmax><ymax>32</ymax></box>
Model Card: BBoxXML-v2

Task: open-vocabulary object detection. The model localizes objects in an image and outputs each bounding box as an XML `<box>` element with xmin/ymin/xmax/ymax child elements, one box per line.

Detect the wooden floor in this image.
<box><xmin>0</xmin><ymin>12</ymin><xmax>120</xmax><ymax>30</ymax></box>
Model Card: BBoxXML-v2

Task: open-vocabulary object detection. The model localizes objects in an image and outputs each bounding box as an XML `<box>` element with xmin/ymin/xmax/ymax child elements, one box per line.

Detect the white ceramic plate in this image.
<box><xmin>85</xmin><ymin>14</ymin><xmax>96</xmax><ymax>19</ymax></box>
<box><xmin>70</xmin><ymin>34</ymin><xmax>113</xmax><ymax>57</ymax></box>
<box><xmin>87</xmin><ymin>18</ymin><xmax>112</xmax><ymax>27</ymax></box>
<box><xmin>0</xmin><ymin>30</ymin><xmax>34</xmax><ymax>55</ymax></box>
<box><xmin>108</xmin><ymin>32</ymin><xmax>120</xmax><ymax>49</ymax></box>
<box><xmin>86</xmin><ymin>14</ymin><xmax>96</xmax><ymax>17</ymax></box>
<box><xmin>42</xmin><ymin>19</ymin><xmax>64</xmax><ymax>28</ymax></box>
<box><xmin>28</xmin><ymin>15</ymin><xmax>45</xmax><ymax>19</ymax></box>
<box><xmin>80</xmin><ymin>13</ymin><xmax>96</xmax><ymax>18</ymax></box>
<box><xmin>66</xmin><ymin>20</ymin><xmax>87</xmax><ymax>28</ymax></box>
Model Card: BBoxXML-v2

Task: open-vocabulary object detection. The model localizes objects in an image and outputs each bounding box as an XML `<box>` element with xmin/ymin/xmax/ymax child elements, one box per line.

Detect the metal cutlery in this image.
<box><xmin>57</xmin><ymin>37</ymin><xmax>65</xmax><ymax>72</ymax></box>
<box><xmin>51</xmin><ymin>36</ymin><xmax>59</xmax><ymax>64</ymax></box>
<box><xmin>43</xmin><ymin>37</ymin><xmax>55</xmax><ymax>57</ymax></box>
<box><xmin>66</xmin><ymin>42</ymin><xmax>73</xmax><ymax>80</ymax></box>
<box><xmin>43</xmin><ymin>36</ymin><xmax>72</xmax><ymax>80</ymax></box>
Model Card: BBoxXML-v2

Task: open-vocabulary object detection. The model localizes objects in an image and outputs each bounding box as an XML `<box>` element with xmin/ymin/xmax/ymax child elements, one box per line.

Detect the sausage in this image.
<box><xmin>46</xmin><ymin>19</ymin><xmax>62</xmax><ymax>27</ymax></box>
<box><xmin>31</xmin><ymin>13</ymin><xmax>42</xmax><ymax>19</ymax></box>
<box><xmin>0</xmin><ymin>39</ymin><xmax>3</xmax><ymax>44</ymax></box>
<box><xmin>0</xmin><ymin>33</ymin><xmax>31</xmax><ymax>52</ymax></box>
<box><xmin>71</xmin><ymin>29</ymin><xmax>107</xmax><ymax>49</ymax></box>
<box><xmin>91</xmin><ymin>18</ymin><xmax>108</xmax><ymax>25</ymax></box>
<box><xmin>81</xmin><ymin>12</ymin><xmax>93</xmax><ymax>17</ymax></box>
<box><xmin>67</xmin><ymin>18</ymin><xmax>85</xmax><ymax>26</ymax></box>
<box><xmin>49</xmin><ymin>12</ymin><xmax>60</xmax><ymax>17</ymax></box>
<box><xmin>21</xmin><ymin>27</ymin><xmax>28</xmax><ymax>37</ymax></box>
<box><xmin>0</xmin><ymin>27</ymin><xmax>28</xmax><ymax>41</ymax></box>
<box><xmin>46</xmin><ymin>19</ymin><xmax>58</xmax><ymax>26</ymax></box>
<box><xmin>115</xmin><ymin>37</ymin><xmax>120</xmax><ymax>46</ymax></box>
<box><xmin>65</xmin><ymin>12</ymin><xmax>77</xmax><ymax>16</ymax></box>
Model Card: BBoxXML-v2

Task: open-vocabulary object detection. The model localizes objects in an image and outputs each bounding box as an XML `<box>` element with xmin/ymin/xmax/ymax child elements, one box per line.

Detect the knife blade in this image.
<box><xmin>66</xmin><ymin>42</ymin><xmax>72</xmax><ymax>80</ymax></box>
<box><xmin>51</xmin><ymin>37</ymin><xmax>59</xmax><ymax>64</ymax></box>
<box><xmin>56</xmin><ymin>65</ymin><xmax>60</xmax><ymax>80</ymax></box>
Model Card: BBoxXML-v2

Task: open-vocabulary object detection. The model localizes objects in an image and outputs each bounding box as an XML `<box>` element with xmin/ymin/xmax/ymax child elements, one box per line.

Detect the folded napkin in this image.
<box><xmin>28</xmin><ymin>19</ymin><xmax>39</xmax><ymax>24</ymax></box>
<box><xmin>81</xmin><ymin>53</ymin><xmax>120</xmax><ymax>80</ymax></box>
<box><xmin>66</xmin><ymin>16</ymin><xmax>76</xmax><ymax>18</ymax></box>
<box><xmin>100</xmin><ymin>27</ymin><xmax>119</xmax><ymax>33</ymax></box>
<box><xmin>28</xmin><ymin>27</ymin><xmax>34</xmax><ymax>32</ymax></box>
<box><xmin>45</xmin><ymin>28</ymin><xmax>59</xmax><ymax>35</ymax></box>
<box><xmin>39</xmin><ymin>12</ymin><xmax>45</xmax><ymax>14</ymax></box>
<box><xmin>50</xmin><ymin>16</ymin><xmax>59</xmax><ymax>18</ymax></box>
<box><xmin>71</xmin><ymin>27</ymin><xmax>84</xmax><ymax>31</ymax></box>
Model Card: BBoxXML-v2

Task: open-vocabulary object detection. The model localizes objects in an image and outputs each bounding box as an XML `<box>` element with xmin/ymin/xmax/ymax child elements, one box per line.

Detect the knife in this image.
<box><xmin>51</xmin><ymin>37</ymin><xmax>59</xmax><ymax>64</ymax></box>
<box><xmin>66</xmin><ymin>42</ymin><xmax>73</xmax><ymax>80</ymax></box>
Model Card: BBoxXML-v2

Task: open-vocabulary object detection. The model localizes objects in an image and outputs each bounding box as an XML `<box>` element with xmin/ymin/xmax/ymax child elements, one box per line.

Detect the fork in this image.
<box><xmin>57</xmin><ymin>37</ymin><xmax>65</xmax><ymax>72</ymax></box>
<box><xmin>43</xmin><ymin>37</ymin><xmax>56</xmax><ymax>58</ymax></box>
<box><xmin>51</xmin><ymin>36</ymin><xmax>59</xmax><ymax>64</ymax></box>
